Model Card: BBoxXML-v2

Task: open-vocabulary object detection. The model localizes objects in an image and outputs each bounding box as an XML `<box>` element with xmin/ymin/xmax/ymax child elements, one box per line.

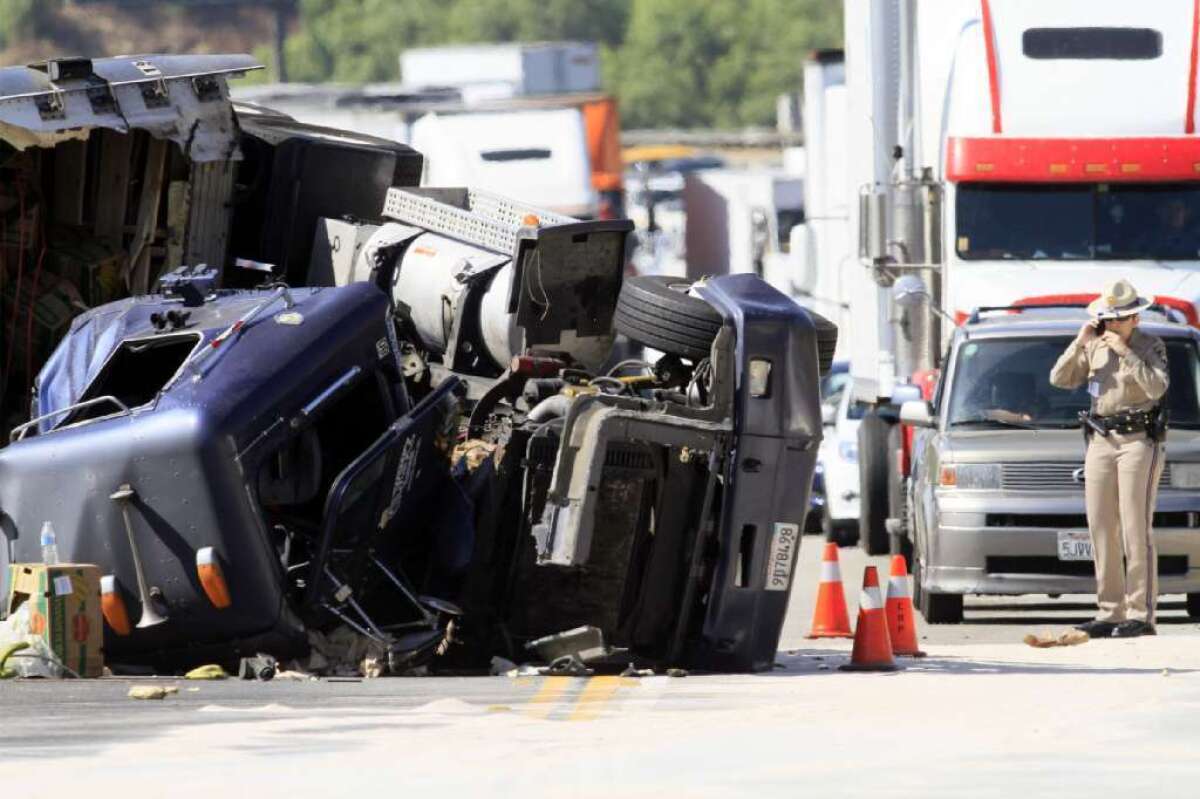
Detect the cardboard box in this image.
<box><xmin>6</xmin><ymin>563</ymin><xmax>104</xmax><ymax>678</ymax></box>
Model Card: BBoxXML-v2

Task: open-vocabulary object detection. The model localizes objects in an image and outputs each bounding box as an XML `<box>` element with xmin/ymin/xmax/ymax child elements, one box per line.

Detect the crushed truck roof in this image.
<box><xmin>0</xmin><ymin>54</ymin><xmax>261</xmax><ymax>161</ymax></box>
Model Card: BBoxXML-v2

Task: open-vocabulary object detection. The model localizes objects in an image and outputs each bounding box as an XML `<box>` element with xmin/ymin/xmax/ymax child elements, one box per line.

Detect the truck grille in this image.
<box><xmin>985</xmin><ymin>512</ymin><xmax>1198</xmax><ymax>529</ymax></box>
<box><xmin>986</xmin><ymin>555</ymin><xmax>1187</xmax><ymax>577</ymax></box>
<box><xmin>1000</xmin><ymin>462</ymin><xmax>1173</xmax><ymax>491</ymax></box>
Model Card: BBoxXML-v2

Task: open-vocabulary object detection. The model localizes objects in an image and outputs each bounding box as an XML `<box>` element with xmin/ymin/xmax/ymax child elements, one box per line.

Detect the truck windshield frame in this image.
<box><xmin>944</xmin><ymin>335</ymin><xmax>1200</xmax><ymax>430</ymax></box>
<box><xmin>956</xmin><ymin>183</ymin><xmax>1200</xmax><ymax>262</ymax></box>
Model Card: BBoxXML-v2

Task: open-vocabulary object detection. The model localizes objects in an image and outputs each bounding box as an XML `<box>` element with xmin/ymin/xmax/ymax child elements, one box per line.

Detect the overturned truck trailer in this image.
<box><xmin>0</xmin><ymin>56</ymin><xmax>836</xmax><ymax>674</ymax></box>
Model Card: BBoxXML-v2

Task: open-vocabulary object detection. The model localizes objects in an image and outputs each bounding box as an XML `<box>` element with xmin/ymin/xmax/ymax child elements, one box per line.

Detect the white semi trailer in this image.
<box><xmin>798</xmin><ymin>0</ymin><xmax>1200</xmax><ymax>555</ymax></box>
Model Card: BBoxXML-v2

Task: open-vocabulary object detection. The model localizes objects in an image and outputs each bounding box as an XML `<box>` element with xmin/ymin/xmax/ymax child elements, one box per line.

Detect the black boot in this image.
<box><xmin>1113</xmin><ymin>620</ymin><xmax>1156</xmax><ymax>638</ymax></box>
<box><xmin>1074</xmin><ymin>619</ymin><xmax>1117</xmax><ymax>638</ymax></box>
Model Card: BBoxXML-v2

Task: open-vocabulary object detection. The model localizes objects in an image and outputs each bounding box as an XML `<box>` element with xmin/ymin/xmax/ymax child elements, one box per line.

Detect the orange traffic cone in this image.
<box><xmin>885</xmin><ymin>555</ymin><xmax>926</xmax><ymax>658</ymax></box>
<box><xmin>806</xmin><ymin>542</ymin><xmax>853</xmax><ymax>639</ymax></box>
<box><xmin>839</xmin><ymin>566</ymin><xmax>900</xmax><ymax>672</ymax></box>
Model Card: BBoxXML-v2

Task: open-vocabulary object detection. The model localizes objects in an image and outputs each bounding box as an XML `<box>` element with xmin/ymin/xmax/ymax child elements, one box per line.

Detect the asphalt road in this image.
<box><xmin>3</xmin><ymin>533</ymin><xmax>1199</xmax><ymax>798</ymax></box>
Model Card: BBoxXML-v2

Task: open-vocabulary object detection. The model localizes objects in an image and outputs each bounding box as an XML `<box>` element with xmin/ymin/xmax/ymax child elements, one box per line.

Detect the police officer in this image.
<box><xmin>1050</xmin><ymin>279</ymin><xmax>1169</xmax><ymax>638</ymax></box>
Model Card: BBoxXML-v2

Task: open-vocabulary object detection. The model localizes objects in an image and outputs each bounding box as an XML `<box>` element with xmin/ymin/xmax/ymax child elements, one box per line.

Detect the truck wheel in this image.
<box><xmin>804</xmin><ymin>507</ymin><xmax>823</xmax><ymax>534</ymax></box>
<box><xmin>1187</xmin><ymin>593</ymin><xmax>1200</xmax><ymax>619</ymax></box>
<box><xmin>857</xmin><ymin>411</ymin><xmax>891</xmax><ymax>555</ymax></box>
<box><xmin>886</xmin><ymin>424</ymin><xmax>913</xmax><ymax>567</ymax></box>
<box><xmin>822</xmin><ymin>510</ymin><xmax>858</xmax><ymax>547</ymax></box>
<box><xmin>613</xmin><ymin>276</ymin><xmax>723</xmax><ymax>361</ymax></box>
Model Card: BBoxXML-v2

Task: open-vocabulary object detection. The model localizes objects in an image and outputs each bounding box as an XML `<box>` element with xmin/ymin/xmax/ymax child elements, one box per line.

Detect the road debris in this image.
<box><xmin>274</xmin><ymin>671</ymin><xmax>319</xmax><ymax>682</ymax></box>
<box><xmin>128</xmin><ymin>685</ymin><xmax>179</xmax><ymax>700</ymax></box>
<box><xmin>185</xmin><ymin>664</ymin><xmax>229</xmax><ymax>680</ymax></box>
<box><xmin>298</xmin><ymin>628</ymin><xmax>387</xmax><ymax>678</ymax></box>
<box><xmin>0</xmin><ymin>605</ymin><xmax>59</xmax><ymax>678</ymax></box>
<box><xmin>0</xmin><ymin>642</ymin><xmax>30</xmax><ymax>679</ymax></box>
<box><xmin>528</xmin><ymin>623</ymin><xmax>614</xmax><ymax>662</ymax></box>
<box><xmin>489</xmin><ymin>656</ymin><xmax>518</xmax><ymax>675</ymax></box>
<box><xmin>238</xmin><ymin>655</ymin><xmax>278</xmax><ymax>681</ymax></box>
<box><xmin>541</xmin><ymin>655</ymin><xmax>594</xmax><ymax>677</ymax></box>
<box><xmin>1023</xmin><ymin>630</ymin><xmax>1090</xmax><ymax>648</ymax></box>
<box><xmin>619</xmin><ymin>664</ymin><xmax>655</xmax><ymax>678</ymax></box>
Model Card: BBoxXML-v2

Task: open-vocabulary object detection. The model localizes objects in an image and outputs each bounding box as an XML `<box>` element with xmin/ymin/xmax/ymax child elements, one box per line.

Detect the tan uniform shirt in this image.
<box><xmin>1049</xmin><ymin>328</ymin><xmax>1169</xmax><ymax>416</ymax></box>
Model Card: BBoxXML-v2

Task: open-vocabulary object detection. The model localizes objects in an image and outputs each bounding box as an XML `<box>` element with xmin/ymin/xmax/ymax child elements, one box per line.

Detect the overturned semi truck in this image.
<box><xmin>0</xmin><ymin>55</ymin><xmax>836</xmax><ymax>674</ymax></box>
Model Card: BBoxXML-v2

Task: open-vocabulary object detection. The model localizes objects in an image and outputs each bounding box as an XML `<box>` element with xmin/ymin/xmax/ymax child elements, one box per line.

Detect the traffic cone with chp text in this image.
<box><xmin>884</xmin><ymin>555</ymin><xmax>926</xmax><ymax>657</ymax></box>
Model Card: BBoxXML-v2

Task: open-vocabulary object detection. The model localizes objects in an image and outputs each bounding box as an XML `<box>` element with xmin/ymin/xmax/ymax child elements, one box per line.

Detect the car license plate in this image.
<box><xmin>1057</xmin><ymin>530</ymin><xmax>1094</xmax><ymax>561</ymax></box>
<box><xmin>766</xmin><ymin>523</ymin><xmax>799</xmax><ymax>591</ymax></box>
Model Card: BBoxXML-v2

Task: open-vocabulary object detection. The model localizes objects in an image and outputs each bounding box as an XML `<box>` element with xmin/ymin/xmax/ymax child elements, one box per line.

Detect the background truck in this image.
<box><xmin>234</xmin><ymin>41</ymin><xmax>625</xmax><ymax>220</ymax></box>
<box><xmin>796</xmin><ymin>0</ymin><xmax>1200</xmax><ymax>557</ymax></box>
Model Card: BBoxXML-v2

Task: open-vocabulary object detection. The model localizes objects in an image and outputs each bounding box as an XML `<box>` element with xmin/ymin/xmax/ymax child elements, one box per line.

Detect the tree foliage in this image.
<box><xmin>277</xmin><ymin>0</ymin><xmax>840</xmax><ymax>129</ymax></box>
<box><xmin>0</xmin><ymin>0</ymin><xmax>61</xmax><ymax>48</ymax></box>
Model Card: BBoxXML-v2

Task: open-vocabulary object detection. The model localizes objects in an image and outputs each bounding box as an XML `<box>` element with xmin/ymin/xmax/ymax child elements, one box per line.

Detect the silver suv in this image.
<box><xmin>900</xmin><ymin>307</ymin><xmax>1200</xmax><ymax>623</ymax></box>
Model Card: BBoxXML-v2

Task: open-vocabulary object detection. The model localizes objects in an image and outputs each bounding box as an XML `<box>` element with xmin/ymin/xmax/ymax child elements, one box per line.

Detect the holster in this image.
<box><xmin>1149</xmin><ymin>405</ymin><xmax>1169</xmax><ymax>442</ymax></box>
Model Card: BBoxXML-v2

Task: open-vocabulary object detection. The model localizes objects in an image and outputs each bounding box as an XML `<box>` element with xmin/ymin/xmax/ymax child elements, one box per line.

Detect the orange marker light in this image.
<box><xmin>1049</xmin><ymin>164</ymin><xmax>1068</xmax><ymax>175</ymax></box>
<box><xmin>974</xmin><ymin>162</ymin><xmax>995</xmax><ymax>173</ymax></box>
<box><xmin>100</xmin><ymin>574</ymin><xmax>132</xmax><ymax>636</ymax></box>
<box><xmin>939</xmin><ymin>466</ymin><xmax>957</xmax><ymax>487</ymax></box>
<box><xmin>196</xmin><ymin>547</ymin><xmax>232</xmax><ymax>609</ymax></box>
<box><xmin>1121</xmin><ymin>163</ymin><xmax>1142</xmax><ymax>174</ymax></box>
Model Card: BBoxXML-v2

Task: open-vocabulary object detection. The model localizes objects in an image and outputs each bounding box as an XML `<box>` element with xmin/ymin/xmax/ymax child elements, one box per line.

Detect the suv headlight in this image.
<box><xmin>1170</xmin><ymin>463</ymin><xmax>1200</xmax><ymax>489</ymax></box>
<box><xmin>939</xmin><ymin>463</ymin><xmax>1000</xmax><ymax>489</ymax></box>
<box><xmin>838</xmin><ymin>440</ymin><xmax>858</xmax><ymax>463</ymax></box>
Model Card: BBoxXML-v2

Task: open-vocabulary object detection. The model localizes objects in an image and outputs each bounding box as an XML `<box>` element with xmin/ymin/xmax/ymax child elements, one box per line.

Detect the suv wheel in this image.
<box><xmin>918</xmin><ymin>583</ymin><xmax>964</xmax><ymax>624</ymax></box>
<box><xmin>913</xmin><ymin>534</ymin><xmax>962</xmax><ymax>623</ymax></box>
<box><xmin>857</xmin><ymin>411</ymin><xmax>891</xmax><ymax>555</ymax></box>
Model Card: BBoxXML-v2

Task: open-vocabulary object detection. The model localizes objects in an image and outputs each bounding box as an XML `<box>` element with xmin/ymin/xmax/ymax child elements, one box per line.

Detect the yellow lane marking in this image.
<box><xmin>567</xmin><ymin>676</ymin><xmax>626</xmax><ymax>722</ymax></box>
<box><xmin>525</xmin><ymin>676</ymin><xmax>572</xmax><ymax>719</ymax></box>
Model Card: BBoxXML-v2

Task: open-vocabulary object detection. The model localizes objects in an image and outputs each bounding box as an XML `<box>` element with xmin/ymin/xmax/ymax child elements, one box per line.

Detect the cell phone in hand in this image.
<box><xmin>1093</xmin><ymin>319</ymin><xmax>1107</xmax><ymax>335</ymax></box>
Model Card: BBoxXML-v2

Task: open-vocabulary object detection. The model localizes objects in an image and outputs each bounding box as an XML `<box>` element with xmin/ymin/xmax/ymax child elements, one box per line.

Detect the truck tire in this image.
<box><xmin>919</xmin><ymin>588</ymin><xmax>964</xmax><ymax>625</ymax></box>
<box><xmin>857</xmin><ymin>411</ymin><xmax>891</xmax><ymax>555</ymax></box>
<box><xmin>613</xmin><ymin>276</ymin><xmax>723</xmax><ymax>361</ymax></box>
<box><xmin>887</xmin><ymin>424</ymin><xmax>913</xmax><ymax>567</ymax></box>
<box><xmin>804</xmin><ymin>507</ymin><xmax>823</xmax><ymax>534</ymax></box>
<box><xmin>822</xmin><ymin>507</ymin><xmax>858</xmax><ymax>547</ymax></box>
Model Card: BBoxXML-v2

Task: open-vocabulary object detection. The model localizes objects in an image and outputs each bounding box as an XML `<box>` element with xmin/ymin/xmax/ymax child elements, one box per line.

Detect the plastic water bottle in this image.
<box><xmin>40</xmin><ymin>521</ymin><xmax>59</xmax><ymax>565</ymax></box>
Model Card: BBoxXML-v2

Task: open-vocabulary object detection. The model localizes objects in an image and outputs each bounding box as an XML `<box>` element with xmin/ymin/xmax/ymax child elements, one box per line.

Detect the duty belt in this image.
<box><xmin>1079</xmin><ymin>408</ymin><xmax>1166</xmax><ymax>438</ymax></box>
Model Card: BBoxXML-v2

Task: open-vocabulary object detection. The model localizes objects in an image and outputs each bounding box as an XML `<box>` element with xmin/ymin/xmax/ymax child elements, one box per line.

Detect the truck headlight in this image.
<box><xmin>1170</xmin><ymin>463</ymin><xmax>1200</xmax><ymax>489</ymax></box>
<box><xmin>748</xmin><ymin>358</ymin><xmax>772</xmax><ymax>397</ymax></box>
<box><xmin>838</xmin><ymin>440</ymin><xmax>858</xmax><ymax>463</ymax></box>
<box><xmin>939</xmin><ymin>463</ymin><xmax>1000</xmax><ymax>489</ymax></box>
